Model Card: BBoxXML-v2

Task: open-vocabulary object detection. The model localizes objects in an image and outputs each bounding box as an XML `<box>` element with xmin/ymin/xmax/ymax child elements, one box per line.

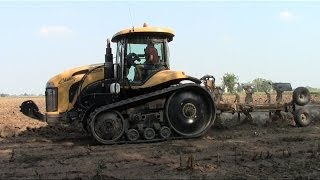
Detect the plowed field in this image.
<box><xmin>0</xmin><ymin>95</ymin><xmax>320</xmax><ymax>179</ymax></box>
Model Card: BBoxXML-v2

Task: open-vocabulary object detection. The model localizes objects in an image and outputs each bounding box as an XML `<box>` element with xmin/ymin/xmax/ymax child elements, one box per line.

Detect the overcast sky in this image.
<box><xmin>0</xmin><ymin>1</ymin><xmax>319</xmax><ymax>94</ymax></box>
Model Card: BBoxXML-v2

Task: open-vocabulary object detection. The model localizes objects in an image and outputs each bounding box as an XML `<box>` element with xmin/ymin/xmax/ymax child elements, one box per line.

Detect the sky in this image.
<box><xmin>0</xmin><ymin>1</ymin><xmax>320</xmax><ymax>94</ymax></box>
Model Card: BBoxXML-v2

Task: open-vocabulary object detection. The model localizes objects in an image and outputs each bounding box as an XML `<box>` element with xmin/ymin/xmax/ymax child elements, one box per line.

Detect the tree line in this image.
<box><xmin>0</xmin><ymin>93</ymin><xmax>44</xmax><ymax>97</ymax></box>
<box><xmin>222</xmin><ymin>73</ymin><xmax>319</xmax><ymax>93</ymax></box>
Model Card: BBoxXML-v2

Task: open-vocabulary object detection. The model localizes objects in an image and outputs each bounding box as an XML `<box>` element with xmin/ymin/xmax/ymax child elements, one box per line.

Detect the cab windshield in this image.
<box><xmin>126</xmin><ymin>37</ymin><xmax>165</xmax><ymax>64</ymax></box>
<box><xmin>125</xmin><ymin>36</ymin><xmax>167</xmax><ymax>82</ymax></box>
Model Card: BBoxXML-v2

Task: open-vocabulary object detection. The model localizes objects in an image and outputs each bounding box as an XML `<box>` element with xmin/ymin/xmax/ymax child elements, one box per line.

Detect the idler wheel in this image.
<box><xmin>90</xmin><ymin>110</ymin><xmax>124</xmax><ymax>144</ymax></box>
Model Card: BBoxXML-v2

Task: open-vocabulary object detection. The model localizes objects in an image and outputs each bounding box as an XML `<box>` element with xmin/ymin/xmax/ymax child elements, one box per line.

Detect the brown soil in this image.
<box><xmin>0</xmin><ymin>96</ymin><xmax>320</xmax><ymax>179</ymax></box>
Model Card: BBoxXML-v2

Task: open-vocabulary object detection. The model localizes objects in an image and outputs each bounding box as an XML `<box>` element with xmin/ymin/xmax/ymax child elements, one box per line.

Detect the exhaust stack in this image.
<box><xmin>104</xmin><ymin>39</ymin><xmax>114</xmax><ymax>79</ymax></box>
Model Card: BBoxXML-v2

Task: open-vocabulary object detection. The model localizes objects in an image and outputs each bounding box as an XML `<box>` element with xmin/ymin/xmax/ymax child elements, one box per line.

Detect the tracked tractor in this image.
<box><xmin>21</xmin><ymin>23</ymin><xmax>216</xmax><ymax>144</ymax></box>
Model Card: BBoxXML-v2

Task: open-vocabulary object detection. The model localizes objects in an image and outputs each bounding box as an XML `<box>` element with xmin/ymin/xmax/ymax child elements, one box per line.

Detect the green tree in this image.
<box><xmin>222</xmin><ymin>73</ymin><xmax>238</xmax><ymax>93</ymax></box>
<box><xmin>0</xmin><ymin>93</ymin><xmax>9</xmax><ymax>97</ymax></box>
<box><xmin>306</xmin><ymin>86</ymin><xmax>320</xmax><ymax>93</ymax></box>
<box><xmin>252</xmin><ymin>78</ymin><xmax>272</xmax><ymax>92</ymax></box>
<box><xmin>236</xmin><ymin>82</ymin><xmax>243</xmax><ymax>93</ymax></box>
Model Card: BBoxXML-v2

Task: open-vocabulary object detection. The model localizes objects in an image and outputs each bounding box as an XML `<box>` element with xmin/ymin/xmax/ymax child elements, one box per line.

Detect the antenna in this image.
<box><xmin>128</xmin><ymin>3</ymin><xmax>134</xmax><ymax>30</ymax></box>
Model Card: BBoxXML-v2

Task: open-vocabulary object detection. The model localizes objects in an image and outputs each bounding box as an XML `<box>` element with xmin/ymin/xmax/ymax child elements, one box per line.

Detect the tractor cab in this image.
<box><xmin>111</xmin><ymin>23</ymin><xmax>175</xmax><ymax>87</ymax></box>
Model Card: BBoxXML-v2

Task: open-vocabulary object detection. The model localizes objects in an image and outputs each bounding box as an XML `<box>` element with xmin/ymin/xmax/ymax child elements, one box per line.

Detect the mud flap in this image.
<box><xmin>20</xmin><ymin>100</ymin><xmax>44</xmax><ymax>121</ymax></box>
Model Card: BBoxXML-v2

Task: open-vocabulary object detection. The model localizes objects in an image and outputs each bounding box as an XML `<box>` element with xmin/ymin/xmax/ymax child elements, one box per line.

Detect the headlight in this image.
<box><xmin>46</xmin><ymin>88</ymin><xmax>58</xmax><ymax>112</ymax></box>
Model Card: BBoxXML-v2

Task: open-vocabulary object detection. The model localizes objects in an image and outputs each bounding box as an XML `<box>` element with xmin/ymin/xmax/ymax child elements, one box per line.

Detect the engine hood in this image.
<box><xmin>46</xmin><ymin>63</ymin><xmax>104</xmax><ymax>88</ymax></box>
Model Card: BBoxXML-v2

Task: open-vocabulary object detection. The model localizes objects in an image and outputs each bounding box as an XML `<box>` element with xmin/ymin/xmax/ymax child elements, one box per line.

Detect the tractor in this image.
<box><xmin>20</xmin><ymin>23</ymin><xmax>216</xmax><ymax>144</ymax></box>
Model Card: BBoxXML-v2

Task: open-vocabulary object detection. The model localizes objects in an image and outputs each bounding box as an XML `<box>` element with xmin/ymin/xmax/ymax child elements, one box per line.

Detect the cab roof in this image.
<box><xmin>111</xmin><ymin>23</ymin><xmax>175</xmax><ymax>42</ymax></box>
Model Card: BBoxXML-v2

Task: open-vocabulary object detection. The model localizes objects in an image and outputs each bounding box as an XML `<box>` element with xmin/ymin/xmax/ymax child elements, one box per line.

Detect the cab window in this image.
<box><xmin>125</xmin><ymin>37</ymin><xmax>165</xmax><ymax>83</ymax></box>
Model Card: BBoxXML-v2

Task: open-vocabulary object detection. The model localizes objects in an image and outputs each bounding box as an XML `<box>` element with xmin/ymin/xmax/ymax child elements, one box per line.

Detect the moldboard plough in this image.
<box><xmin>200</xmin><ymin>75</ymin><xmax>311</xmax><ymax>127</ymax></box>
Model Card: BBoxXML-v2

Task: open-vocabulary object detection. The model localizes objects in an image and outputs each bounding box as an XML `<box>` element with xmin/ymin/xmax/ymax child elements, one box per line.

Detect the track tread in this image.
<box><xmin>88</xmin><ymin>83</ymin><xmax>214</xmax><ymax>144</ymax></box>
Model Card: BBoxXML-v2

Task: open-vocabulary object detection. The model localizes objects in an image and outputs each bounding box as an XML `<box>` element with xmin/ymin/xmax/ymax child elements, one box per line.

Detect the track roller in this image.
<box><xmin>143</xmin><ymin>128</ymin><xmax>156</xmax><ymax>140</ymax></box>
<box><xmin>127</xmin><ymin>129</ymin><xmax>140</xmax><ymax>141</ymax></box>
<box><xmin>159</xmin><ymin>126</ymin><xmax>171</xmax><ymax>139</ymax></box>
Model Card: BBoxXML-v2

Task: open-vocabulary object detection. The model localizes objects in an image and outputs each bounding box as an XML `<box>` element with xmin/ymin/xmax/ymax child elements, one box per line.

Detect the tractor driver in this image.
<box><xmin>144</xmin><ymin>40</ymin><xmax>159</xmax><ymax>64</ymax></box>
<box><xmin>134</xmin><ymin>40</ymin><xmax>159</xmax><ymax>80</ymax></box>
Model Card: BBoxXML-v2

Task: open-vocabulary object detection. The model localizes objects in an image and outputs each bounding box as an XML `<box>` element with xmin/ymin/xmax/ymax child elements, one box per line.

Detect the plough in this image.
<box><xmin>201</xmin><ymin>75</ymin><xmax>311</xmax><ymax>127</ymax></box>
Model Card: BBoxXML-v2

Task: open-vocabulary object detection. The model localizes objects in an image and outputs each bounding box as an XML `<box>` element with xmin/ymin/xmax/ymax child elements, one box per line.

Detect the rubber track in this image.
<box><xmin>88</xmin><ymin>83</ymin><xmax>208</xmax><ymax>145</ymax></box>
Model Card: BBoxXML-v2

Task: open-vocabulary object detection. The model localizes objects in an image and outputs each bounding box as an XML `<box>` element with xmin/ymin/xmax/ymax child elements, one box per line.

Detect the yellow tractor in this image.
<box><xmin>21</xmin><ymin>23</ymin><xmax>216</xmax><ymax>144</ymax></box>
